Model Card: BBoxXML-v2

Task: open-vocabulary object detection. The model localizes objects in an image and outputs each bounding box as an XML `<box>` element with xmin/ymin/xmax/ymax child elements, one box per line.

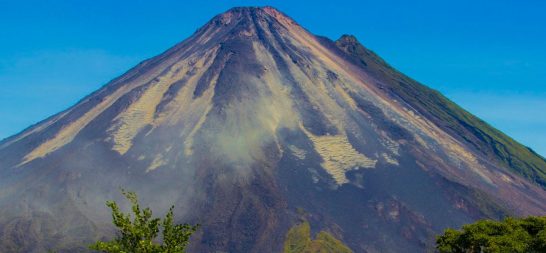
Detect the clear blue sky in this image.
<box><xmin>1</xmin><ymin>0</ymin><xmax>545</xmax><ymax>156</ymax></box>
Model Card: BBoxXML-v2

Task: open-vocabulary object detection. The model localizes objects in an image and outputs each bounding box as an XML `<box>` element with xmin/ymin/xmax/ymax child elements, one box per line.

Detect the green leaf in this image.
<box><xmin>89</xmin><ymin>190</ymin><xmax>199</xmax><ymax>253</ymax></box>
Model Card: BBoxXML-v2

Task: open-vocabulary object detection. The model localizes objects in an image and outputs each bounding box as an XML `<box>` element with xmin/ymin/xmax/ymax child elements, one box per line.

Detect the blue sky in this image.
<box><xmin>0</xmin><ymin>0</ymin><xmax>545</xmax><ymax>156</ymax></box>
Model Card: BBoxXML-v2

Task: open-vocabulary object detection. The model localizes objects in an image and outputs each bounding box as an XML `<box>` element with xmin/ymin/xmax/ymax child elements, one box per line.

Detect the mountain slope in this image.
<box><xmin>0</xmin><ymin>6</ymin><xmax>545</xmax><ymax>253</ymax></box>
<box><xmin>334</xmin><ymin>35</ymin><xmax>546</xmax><ymax>188</ymax></box>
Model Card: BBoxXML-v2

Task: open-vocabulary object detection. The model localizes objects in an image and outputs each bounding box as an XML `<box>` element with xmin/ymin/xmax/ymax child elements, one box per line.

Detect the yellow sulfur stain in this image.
<box><xmin>301</xmin><ymin>124</ymin><xmax>376</xmax><ymax>185</ymax></box>
<box><xmin>382</xmin><ymin>153</ymin><xmax>399</xmax><ymax>166</ymax></box>
<box><xmin>289</xmin><ymin>145</ymin><xmax>307</xmax><ymax>160</ymax></box>
<box><xmin>146</xmin><ymin>154</ymin><xmax>166</xmax><ymax>172</ymax></box>
<box><xmin>109</xmin><ymin>77</ymin><xmax>174</xmax><ymax>154</ymax></box>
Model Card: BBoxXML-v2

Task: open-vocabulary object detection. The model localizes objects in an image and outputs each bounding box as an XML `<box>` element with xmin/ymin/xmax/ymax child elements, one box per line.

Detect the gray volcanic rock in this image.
<box><xmin>1</xmin><ymin>6</ymin><xmax>546</xmax><ymax>253</ymax></box>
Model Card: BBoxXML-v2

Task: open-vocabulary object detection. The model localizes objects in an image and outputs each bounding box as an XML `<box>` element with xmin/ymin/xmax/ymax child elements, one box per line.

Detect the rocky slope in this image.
<box><xmin>0</xmin><ymin>6</ymin><xmax>545</xmax><ymax>253</ymax></box>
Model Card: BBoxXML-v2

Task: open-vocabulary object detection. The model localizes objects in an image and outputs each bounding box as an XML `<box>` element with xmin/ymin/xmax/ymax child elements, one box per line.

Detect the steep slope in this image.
<box><xmin>0</xmin><ymin>6</ymin><xmax>545</xmax><ymax>253</ymax></box>
<box><xmin>334</xmin><ymin>35</ymin><xmax>546</xmax><ymax>188</ymax></box>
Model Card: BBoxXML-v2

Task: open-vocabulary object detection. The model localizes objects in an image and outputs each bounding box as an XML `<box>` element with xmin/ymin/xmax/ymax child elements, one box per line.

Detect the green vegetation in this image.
<box><xmin>436</xmin><ymin>216</ymin><xmax>546</xmax><ymax>252</ymax></box>
<box><xmin>90</xmin><ymin>190</ymin><xmax>199</xmax><ymax>253</ymax></box>
<box><xmin>283</xmin><ymin>221</ymin><xmax>352</xmax><ymax>253</ymax></box>
<box><xmin>335</xmin><ymin>35</ymin><xmax>546</xmax><ymax>188</ymax></box>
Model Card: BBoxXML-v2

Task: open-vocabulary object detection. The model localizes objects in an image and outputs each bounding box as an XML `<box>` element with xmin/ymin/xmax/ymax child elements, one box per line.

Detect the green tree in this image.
<box><xmin>283</xmin><ymin>221</ymin><xmax>353</xmax><ymax>253</ymax></box>
<box><xmin>90</xmin><ymin>190</ymin><xmax>199</xmax><ymax>253</ymax></box>
<box><xmin>436</xmin><ymin>216</ymin><xmax>546</xmax><ymax>253</ymax></box>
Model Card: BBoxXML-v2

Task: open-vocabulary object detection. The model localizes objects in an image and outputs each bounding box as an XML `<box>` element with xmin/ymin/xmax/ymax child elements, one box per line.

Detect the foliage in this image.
<box><xmin>89</xmin><ymin>190</ymin><xmax>199</xmax><ymax>253</ymax></box>
<box><xmin>283</xmin><ymin>221</ymin><xmax>352</xmax><ymax>253</ymax></box>
<box><xmin>436</xmin><ymin>216</ymin><xmax>546</xmax><ymax>253</ymax></box>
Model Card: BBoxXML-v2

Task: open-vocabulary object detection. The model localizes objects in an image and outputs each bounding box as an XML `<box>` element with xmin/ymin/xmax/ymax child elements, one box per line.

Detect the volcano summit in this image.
<box><xmin>1</xmin><ymin>6</ymin><xmax>546</xmax><ymax>252</ymax></box>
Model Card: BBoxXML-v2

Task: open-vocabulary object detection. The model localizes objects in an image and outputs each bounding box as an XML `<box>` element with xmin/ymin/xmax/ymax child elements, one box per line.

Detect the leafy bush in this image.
<box><xmin>436</xmin><ymin>216</ymin><xmax>546</xmax><ymax>252</ymax></box>
<box><xmin>283</xmin><ymin>221</ymin><xmax>352</xmax><ymax>253</ymax></box>
<box><xmin>90</xmin><ymin>190</ymin><xmax>199</xmax><ymax>253</ymax></box>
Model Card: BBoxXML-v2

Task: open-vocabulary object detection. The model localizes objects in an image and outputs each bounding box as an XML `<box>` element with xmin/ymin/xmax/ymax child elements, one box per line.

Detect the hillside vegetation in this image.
<box><xmin>283</xmin><ymin>221</ymin><xmax>352</xmax><ymax>253</ymax></box>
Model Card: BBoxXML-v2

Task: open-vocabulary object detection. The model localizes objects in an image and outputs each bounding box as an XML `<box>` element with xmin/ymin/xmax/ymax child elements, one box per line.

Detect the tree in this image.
<box><xmin>283</xmin><ymin>220</ymin><xmax>353</xmax><ymax>253</ymax></box>
<box><xmin>436</xmin><ymin>216</ymin><xmax>546</xmax><ymax>253</ymax></box>
<box><xmin>90</xmin><ymin>190</ymin><xmax>199</xmax><ymax>253</ymax></box>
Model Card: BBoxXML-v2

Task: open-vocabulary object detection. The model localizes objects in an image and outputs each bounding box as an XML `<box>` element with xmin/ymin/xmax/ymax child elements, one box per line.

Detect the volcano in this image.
<box><xmin>1</xmin><ymin>6</ymin><xmax>546</xmax><ymax>253</ymax></box>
